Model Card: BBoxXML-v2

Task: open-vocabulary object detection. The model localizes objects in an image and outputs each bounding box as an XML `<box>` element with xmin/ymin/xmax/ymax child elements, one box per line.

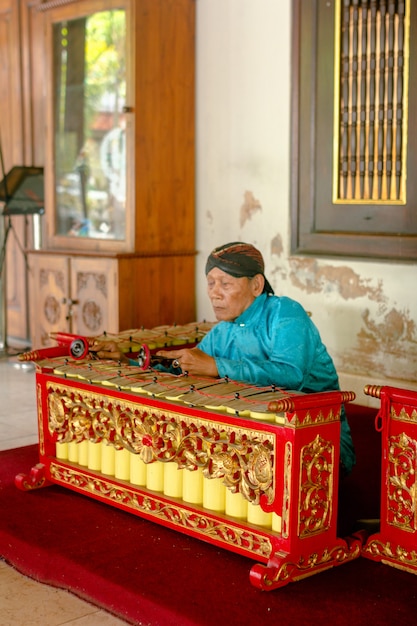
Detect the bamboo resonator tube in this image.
<box><xmin>55</xmin><ymin>440</ymin><xmax>280</xmax><ymax>531</ymax></box>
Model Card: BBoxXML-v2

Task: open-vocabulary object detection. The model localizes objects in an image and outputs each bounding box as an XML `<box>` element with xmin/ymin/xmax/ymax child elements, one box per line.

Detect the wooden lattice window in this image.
<box><xmin>291</xmin><ymin>0</ymin><xmax>417</xmax><ymax>260</ymax></box>
<box><xmin>335</xmin><ymin>0</ymin><xmax>409</xmax><ymax>203</ymax></box>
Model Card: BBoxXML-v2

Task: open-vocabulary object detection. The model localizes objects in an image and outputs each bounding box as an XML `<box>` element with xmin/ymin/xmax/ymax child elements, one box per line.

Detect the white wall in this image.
<box><xmin>195</xmin><ymin>0</ymin><xmax>417</xmax><ymax>405</ymax></box>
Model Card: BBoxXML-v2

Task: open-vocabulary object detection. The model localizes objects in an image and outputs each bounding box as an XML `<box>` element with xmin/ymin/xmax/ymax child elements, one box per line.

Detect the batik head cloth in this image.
<box><xmin>205</xmin><ymin>242</ymin><xmax>274</xmax><ymax>294</ymax></box>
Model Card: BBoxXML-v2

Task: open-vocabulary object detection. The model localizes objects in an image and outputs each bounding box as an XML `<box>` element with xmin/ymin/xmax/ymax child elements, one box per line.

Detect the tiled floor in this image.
<box><xmin>0</xmin><ymin>351</ymin><xmax>128</xmax><ymax>626</ymax></box>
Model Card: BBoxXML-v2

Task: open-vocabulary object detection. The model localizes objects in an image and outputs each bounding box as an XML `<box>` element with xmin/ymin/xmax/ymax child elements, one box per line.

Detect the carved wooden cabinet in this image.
<box><xmin>28</xmin><ymin>250</ymin><xmax>196</xmax><ymax>348</ymax></box>
<box><xmin>28</xmin><ymin>252</ymin><xmax>116</xmax><ymax>347</ymax></box>
<box><xmin>23</xmin><ymin>0</ymin><xmax>196</xmax><ymax>349</ymax></box>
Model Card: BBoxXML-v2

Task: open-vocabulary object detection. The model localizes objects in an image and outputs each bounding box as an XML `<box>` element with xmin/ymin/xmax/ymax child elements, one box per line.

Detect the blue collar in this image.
<box><xmin>232</xmin><ymin>292</ymin><xmax>268</xmax><ymax>325</ymax></box>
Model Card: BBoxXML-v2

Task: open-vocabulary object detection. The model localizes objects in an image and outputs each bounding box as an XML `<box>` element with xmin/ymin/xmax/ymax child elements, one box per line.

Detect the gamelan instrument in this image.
<box><xmin>17</xmin><ymin>321</ymin><xmax>214</xmax><ymax>366</ymax></box>
<box><xmin>15</xmin><ymin>330</ymin><xmax>363</xmax><ymax>590</ymax></box>
<box><xmin>362</xmin><ymin>384</ymin><xmax>417</xmax><ymax>575</ymax></box>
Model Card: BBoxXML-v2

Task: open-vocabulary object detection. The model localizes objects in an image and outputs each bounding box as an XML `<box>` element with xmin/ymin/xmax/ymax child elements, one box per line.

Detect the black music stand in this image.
<box><xmin>0</xmin><ymin>165</ymin><xmax>45</xmax><ymax>277</ymax></box>
<box><xmin>0</xmin><ymin>165</ymin><xmax>44</xmax><ymax>356</ymax></box>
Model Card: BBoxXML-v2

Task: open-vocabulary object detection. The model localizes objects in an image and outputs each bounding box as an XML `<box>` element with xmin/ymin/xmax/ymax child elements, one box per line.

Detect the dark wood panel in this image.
<box><xmin>134</xmin><ymin>0</ymin><xmax>195</xmax><ymax>255</ymax></box>
<box><xmin>118</xmin><ymin>255</ymin><xmax>196</xmax><ymax>330</ymax></box>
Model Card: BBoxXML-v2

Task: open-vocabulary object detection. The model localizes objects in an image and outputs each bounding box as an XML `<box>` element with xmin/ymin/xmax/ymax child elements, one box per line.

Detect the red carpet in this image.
<box><xmin>0</xmin><ymin>408</ymin><xmax>416</xmax><ymax>626</ymax></box>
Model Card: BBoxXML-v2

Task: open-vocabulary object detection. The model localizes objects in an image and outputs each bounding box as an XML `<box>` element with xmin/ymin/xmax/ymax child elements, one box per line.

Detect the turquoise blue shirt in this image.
<box><xmin>198</xmin><ymin>293</ymin><xmax>355</xmax><ymax>474</ymax></box>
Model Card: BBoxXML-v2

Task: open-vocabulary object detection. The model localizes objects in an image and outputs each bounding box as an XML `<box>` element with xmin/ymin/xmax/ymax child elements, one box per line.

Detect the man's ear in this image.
<box><xmin>252</xmin><ymin>274</ymin><xmax>265</xmax><ymax>297</ymax></box>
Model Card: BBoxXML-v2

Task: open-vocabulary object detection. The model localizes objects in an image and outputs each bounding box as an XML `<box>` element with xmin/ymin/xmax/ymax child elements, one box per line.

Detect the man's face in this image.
<box><xmin>206</xmin><ymin>267</ymin><xmax>259</xmax><ymax>321</ymax></box>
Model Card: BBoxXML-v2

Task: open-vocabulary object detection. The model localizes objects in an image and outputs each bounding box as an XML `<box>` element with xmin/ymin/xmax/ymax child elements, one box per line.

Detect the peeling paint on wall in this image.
<box><xmin>270</xmin><ymin>234</ymin><xmax>283</xmax><ymax>257</ymax></box>
<box><xmin>240</xmin><ymin>191</ymin><xmax>262</xmax><ymax>227</ymax></box>
<box><xmin>337</xmin><ymin>306</ymin><xmax>417</xmax><ymax>382</ymax></box>
<box><xmin>287</xmin><ymin>258</ymin><xmax>386</xmax><ymax>302</ymax></box>
<box><xmin>266</xmin><ymin>251</ymin><xmax>417</xmax><ymax>384</ymax></box>
<box><xmin>361</xmin><ymin>307</ymin><xmax>416</xmax><ymax>345</ymax></box>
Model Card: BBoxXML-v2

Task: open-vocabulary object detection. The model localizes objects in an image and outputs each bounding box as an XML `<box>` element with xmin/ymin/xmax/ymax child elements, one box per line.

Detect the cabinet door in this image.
<box><xmin>43</xmin><ymin>0</ymin><xmax>134</xmax><ymax>254</ymax></box>
<box><xmin>28</xmin><ymin>254</ymin><xmax>70</xmax><ymax>347</ymax></box>
<box><xmin>70</xmin><ymin>257</ymin><xmax>119</xmax><ymax>337</ymax></box>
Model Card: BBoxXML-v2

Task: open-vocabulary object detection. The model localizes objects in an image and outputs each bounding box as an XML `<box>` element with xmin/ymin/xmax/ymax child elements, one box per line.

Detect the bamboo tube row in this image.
<box><xmin>56</xmin><ymin>440</ymin><xmax>281</xmax><ymax>532</ymax></box>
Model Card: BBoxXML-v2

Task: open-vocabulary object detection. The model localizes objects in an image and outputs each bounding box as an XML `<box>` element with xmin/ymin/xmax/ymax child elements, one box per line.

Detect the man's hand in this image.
<box><xmin>156</xmin><ymin>347</ymin><xmax>218</xmax><ymax>377</ymax></box>
<box><xmin>89</xmin><ymin>340</ymin><xmax>128</xmax><ymax>363</ymax></box>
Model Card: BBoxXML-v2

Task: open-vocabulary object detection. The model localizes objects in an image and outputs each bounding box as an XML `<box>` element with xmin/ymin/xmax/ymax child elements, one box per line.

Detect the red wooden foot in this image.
<box><xmin>249</xmin><ymin>533</ymin><xmax>364</xmax><ymax>591</ymax></box>
<box><xmin>15</xmin><ymin>463</ymin><xmax>49</xmax><ymax>491</ymax></box>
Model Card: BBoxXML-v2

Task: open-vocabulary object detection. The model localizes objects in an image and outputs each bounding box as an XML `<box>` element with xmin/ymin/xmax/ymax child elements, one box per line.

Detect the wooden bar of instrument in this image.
<box><xmin>17</xmin><ymin>352</ymin><xmax>362</xmax><ymax>590</ymax></box>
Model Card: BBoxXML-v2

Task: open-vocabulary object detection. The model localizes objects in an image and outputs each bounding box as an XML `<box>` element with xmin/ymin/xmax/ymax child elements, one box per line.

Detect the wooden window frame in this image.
<box><xmin>290</xmin><ymin>0</ymin><xmax>417</xmax><ymax>261</ymax></box>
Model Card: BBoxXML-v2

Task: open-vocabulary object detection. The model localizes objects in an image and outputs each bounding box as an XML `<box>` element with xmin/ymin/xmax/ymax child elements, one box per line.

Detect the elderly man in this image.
<box><xmin>93</xmin><ymin>241</ymin><xmax>355</xmax><ymax>475</ymax></box>
<box><xmin>157</xmin><ymin>241</ymin><xmax>355</xmax><ymax>475</ymax></box>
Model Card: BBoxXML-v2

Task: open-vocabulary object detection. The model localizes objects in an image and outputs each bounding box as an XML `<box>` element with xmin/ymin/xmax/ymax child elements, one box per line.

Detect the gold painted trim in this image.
<box><xmin>282</xmin><ymin>441</ymin><xmax>292</xmax><ymax>539</ymax></box>
<box><xmin>286</xmin><ymin>408</ymin><xmax>340</xmax><ymax>428</ymax></box>
<box><xmin>37</xmin><ymin>382</ymin><xmax>45</xmax><ymax>456</ymax></box>
<box><xmin>364</xmin><ymin>537</ymin><xmax>417</xmax><ymax>571</ymax></box>
<box><xmin>46</xmin><ymin>382</ymin><xmax>276</xmax><ymax>506</ymax></box>
<box><xmin>50</xmin><ymin>462</ymin><xmax>274</xmax><ymax>559</ymax></box>
<box><xmin>298</xmin><ymin>435</ymin><xmax>334</xmax><ymax>537</ymax></box>
<box><xmin>261</xmin><ymin>541</ymin><xmax>361</xmax><ymax>588</ymax></box>
<box><xmin>392</xmin><ymin>406</ymin><xmax>417</xmax><ymax>424</ymax></box>
<box><xmin>386</xmin><ymin>431</ymin><xmax>417</xmax><ymax>532</ymax></box>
